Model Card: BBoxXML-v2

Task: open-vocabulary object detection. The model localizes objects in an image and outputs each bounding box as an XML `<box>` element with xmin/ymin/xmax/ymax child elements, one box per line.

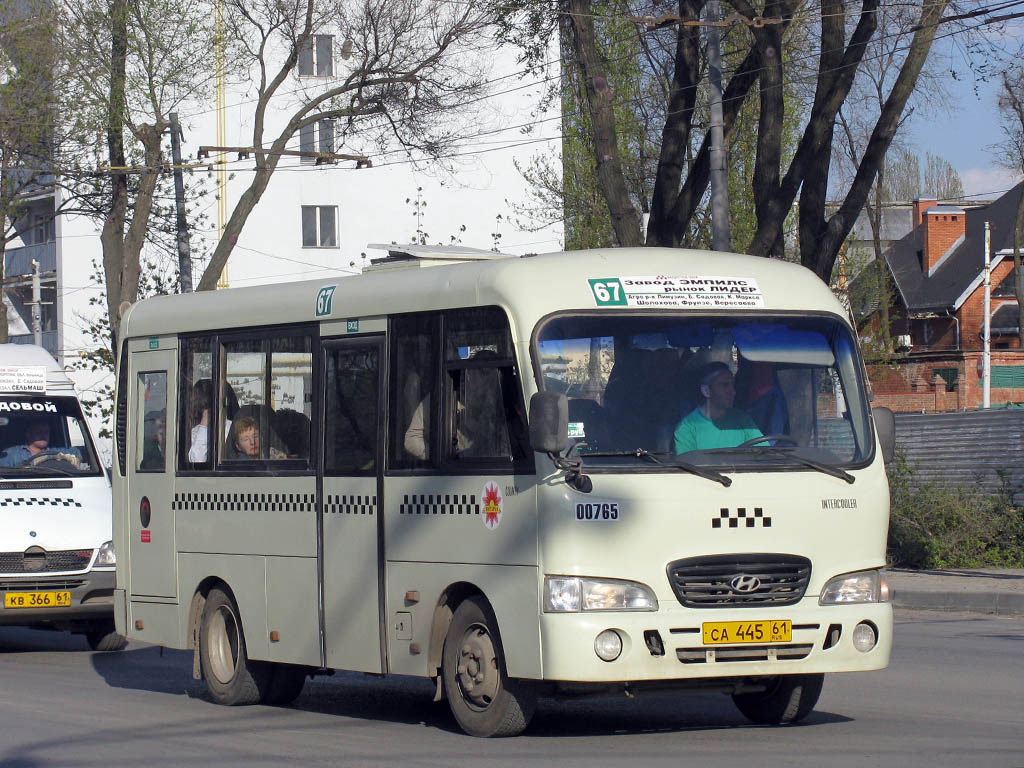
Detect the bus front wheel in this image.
<box><xmin>199</xmin><ymin>586</ymin><xmax>271</xmax><ymax>705</ymax></box>
<box><xmin>732</xmin><ymin>673</ymin><xmax>824</xmax><ymax>725</ymax></box>
<box><xmin>441</xmin><ymin>596</ymin><xmax>536</xmax><ymax>737</ymax></box>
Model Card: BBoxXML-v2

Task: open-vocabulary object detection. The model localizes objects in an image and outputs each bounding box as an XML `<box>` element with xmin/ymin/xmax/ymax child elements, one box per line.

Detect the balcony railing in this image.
<box><xmin>4</xmin><ymin>241</ymin><xmax>56</xmax><ymax>277</ymax></box>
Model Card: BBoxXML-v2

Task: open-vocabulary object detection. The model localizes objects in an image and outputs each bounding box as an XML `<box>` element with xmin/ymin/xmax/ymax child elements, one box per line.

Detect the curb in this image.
<box><xmin>894</xmin><ymin>590</ymin><xmax>1024</xmax><ymax>617</ymax></box>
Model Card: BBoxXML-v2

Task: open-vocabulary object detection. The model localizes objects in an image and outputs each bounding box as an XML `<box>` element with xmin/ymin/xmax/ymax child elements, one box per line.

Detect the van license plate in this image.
<box><xmin>702</xmin><ymin>620</ymin><xmax>791</xmax><ymax>644</ymax></box>
<box><xmin>4</xmin><ymin>591</ymin><xmax>72</xmax><ymax>609</ymax></box>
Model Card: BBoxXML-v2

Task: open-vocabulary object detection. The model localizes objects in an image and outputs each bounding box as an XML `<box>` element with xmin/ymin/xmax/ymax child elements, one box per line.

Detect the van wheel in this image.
<box><xmin>199</xmin><ymin>586</ymin><xmax>270</xmax><ymax>705</ymax></box>
<box><xmin>441</xmin><ymin>596</ymin><xmax>536</xmax><ymax>737</ymax></box>
<box><xmin>732</xmin><ymin>673</ymin><xmax>824</xmax><ymax>725</ymax></box>
<box><xmin>85</xmin><ymin>620</ymin><xmax>126</xmax><ymax>652</ymax></box>
<box><xmin>261</xmin><ymin>664</ymin><xmax>307</xmax><ymax>706</ymax></box>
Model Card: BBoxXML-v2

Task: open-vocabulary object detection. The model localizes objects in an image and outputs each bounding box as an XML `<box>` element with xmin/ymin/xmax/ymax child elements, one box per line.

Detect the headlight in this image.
<box><xmin>544</xmin><ymin>576</ymin><xmax>658</xmax><ymax>612</ymax></box>
<box><xmin>819</xmin><ymin>569</ymin><xmax>890</xmax><ymax>605</ymax></box>
<box><xmin>94</xmin><ymin>540</ymin><xmax>116</xmax><ymax>568</ymax></box>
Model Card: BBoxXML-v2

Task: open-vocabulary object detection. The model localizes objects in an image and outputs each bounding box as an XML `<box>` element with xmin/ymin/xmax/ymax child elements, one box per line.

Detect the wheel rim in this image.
<box><xmin>454</xmin><ymin>622</ymin><xmax>500</xmax><ymax>711</ymax></box>
<box><xmin>208</xmin><ymin>603</ymin><xmax>240</xmax><ymax>684</ymax></box>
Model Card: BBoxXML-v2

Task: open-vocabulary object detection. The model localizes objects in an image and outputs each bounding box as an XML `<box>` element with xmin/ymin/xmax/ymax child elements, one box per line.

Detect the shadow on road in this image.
<box><xmin>0</xmin><ymin>627</ymin><xmax>856</xmax><ymax>739</ymax></box>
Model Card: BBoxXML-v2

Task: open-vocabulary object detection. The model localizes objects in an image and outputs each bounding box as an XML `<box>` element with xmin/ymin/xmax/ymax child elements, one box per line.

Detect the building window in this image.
<box><xmin>299</xmin><ymin>120</ymin><xmax>335</xmax><ymax>164</ymax></box>
<box><xmin>301</xmin><ymin>205</ymin><xmax>337</xmax><ymax>247</ymax></box>
<box><xmin>298</xmin><ymin>35</ymin><xmax>333</xmax><ymax>77</ymax></box>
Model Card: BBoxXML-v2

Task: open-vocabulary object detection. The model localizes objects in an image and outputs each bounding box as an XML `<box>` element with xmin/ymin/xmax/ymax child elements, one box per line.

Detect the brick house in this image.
<box><xmin>852</xmin><ymin>184</ymin><xmax>1024</xmax><ymax>412</ymax></box>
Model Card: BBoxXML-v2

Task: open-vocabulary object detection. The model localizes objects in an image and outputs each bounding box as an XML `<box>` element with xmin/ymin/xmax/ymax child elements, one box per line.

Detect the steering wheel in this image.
<box><xmin>28</xmin><ymin>450</ymin><xmax>81</xmax><ymax>469</ymax></box>
<box><xmin>734</xmin><ymin>434</ymin><xmax>799</xmax><ymax>449</ymax></box>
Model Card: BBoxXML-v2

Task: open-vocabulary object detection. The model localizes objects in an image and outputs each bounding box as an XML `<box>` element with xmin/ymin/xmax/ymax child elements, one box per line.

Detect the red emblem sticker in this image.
<box><xmin>140</xmin><ymin>530</ymin><xmax>151</xmax><ymax>543</ymax></box>
<box><xmin>481</xmin><ymin>482</ymin><xmax>503</xmax><ymax>530</ymax></box>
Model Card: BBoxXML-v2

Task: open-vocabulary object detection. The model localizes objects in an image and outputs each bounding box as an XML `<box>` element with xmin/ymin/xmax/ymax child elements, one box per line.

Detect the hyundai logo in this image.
<box><xmin>29</xmin><ymin>531</ymin><xmax>36</xmax><ymax>538</ymax></box>
<box><xmin>730</xmin><ymin>574</ymin><xmax>761</xmax><ymax>593</ymax></box>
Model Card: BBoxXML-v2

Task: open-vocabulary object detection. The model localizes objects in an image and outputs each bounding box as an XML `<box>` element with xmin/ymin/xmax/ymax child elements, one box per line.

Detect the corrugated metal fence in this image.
<box><xmin>893</xmin><ymin>410</ymin><xmax>1024</xmax><ymax>504</ymax></box>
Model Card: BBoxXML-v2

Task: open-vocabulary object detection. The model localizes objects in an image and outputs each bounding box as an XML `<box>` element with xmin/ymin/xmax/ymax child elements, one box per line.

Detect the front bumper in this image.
<box><xmin>538</xmin><ymin>600</ymin><xmax>892</xmax><ymax>682</ymax></box>
<box><xmin>0</xmin><ymin>570</ymin><xmax>116</xmax><ymax>628</ymax></box>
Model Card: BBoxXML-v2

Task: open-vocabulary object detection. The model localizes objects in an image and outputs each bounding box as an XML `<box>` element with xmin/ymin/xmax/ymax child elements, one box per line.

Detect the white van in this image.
<box><xmin>0</xmin><ymin>344</ymin><xmax>124</xmax><ymax>650</ymax></box>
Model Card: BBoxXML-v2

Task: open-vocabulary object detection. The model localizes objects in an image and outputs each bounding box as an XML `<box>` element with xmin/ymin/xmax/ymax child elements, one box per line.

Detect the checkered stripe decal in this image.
<box><xmin>399</xmin><ymin>494</ymin><xmax>478</xmax><ymax>515</ymax></box>
<box><xmin>0</xmin><ymin>497</ymin><xmax>82</xmax><ymax>508</ymax></box>
<box><xmin>324</xmin><ymin>494</ymin><xmax>377</xmax><ymax>515</ymax></box>
<box><xmin>713</xmin><ymin>507</ymin><xmax>771</xmax><ymax>528</ymax></box>
<box><xmin>172</xmin><ymin>492</ymin><xmax>315</xmax><ymax>513</ymax></box>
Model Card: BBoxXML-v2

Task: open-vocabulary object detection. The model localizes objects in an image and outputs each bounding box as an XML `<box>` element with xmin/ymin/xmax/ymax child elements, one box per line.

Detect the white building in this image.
<box><xmin>7</xmin><ymin>21</ymin><xmax>562</xmax><ymax>451</ymax></box>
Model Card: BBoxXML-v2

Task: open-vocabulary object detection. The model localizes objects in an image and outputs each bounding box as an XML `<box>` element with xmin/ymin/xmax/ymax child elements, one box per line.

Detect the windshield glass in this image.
<box><xmin>0</xmin><ymin>395</ymin><xmax>103</xmax><ymax>477</ymax></box>
<box><xmin>535</xmin><ymin>313</ymin><xmax>872</xmax><ymax>470</ymax></box>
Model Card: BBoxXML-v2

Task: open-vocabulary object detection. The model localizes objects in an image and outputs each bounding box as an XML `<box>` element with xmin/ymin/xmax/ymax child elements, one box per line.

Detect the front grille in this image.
<box><xmin>676</xmin><ymin>643</ymin><xmax>813</xmax><ymax>664</ymax></box>
<box><xmin>0</xmin><ymin>550</ymin><xmax>93</xmax><ymax>574</ymax></box>
<box><xmin>0</xmin><ymin>578</ymin><xmax>86</xmax><ymax>591</ymax></box>
<box><xmin>667</xmin><ymin>554</ymin><xmax>811</xmax><ymax>608</ymax></box>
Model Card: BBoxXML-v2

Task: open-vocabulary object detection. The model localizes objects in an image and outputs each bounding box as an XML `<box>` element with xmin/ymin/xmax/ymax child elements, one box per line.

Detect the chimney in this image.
<box><xmin>912</xmin><ymin>196</ymin><xmax>937</xmax><ymax>227</ymax></box>
<box><xmin>921</xmin><ymin>204</ymin><xmax>966</xmax><ymax>276</ymax></box>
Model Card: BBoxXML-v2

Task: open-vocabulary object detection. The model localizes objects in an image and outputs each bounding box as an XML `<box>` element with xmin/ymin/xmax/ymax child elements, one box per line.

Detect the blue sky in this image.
<box><xmin>908</xmin><ymin>27</ymin><xmax>1024</xmax><ymax>200</ymax></box>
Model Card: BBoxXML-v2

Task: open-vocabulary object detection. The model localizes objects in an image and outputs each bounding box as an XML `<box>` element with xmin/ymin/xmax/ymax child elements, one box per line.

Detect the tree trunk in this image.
<box><xmin>564</xmin><ymin>0</ymin><xmax>643</xmax><ymax>247</ymax></box>
<box><xmin>808</xmin><ymin>0</ymin><xmax>948</xmax><ymax>282</ymax></box>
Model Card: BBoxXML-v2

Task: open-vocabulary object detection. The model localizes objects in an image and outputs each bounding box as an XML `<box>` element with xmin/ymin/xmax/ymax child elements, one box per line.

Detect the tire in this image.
<box><xmin>199</xmin><ymin>586</ymin><xmax>271</xmax><ymax>705</ymax></box>
<box><xmin>441</xmin><ymin>596</ymin><xmax>536</xmax><ymax>737</ymax></box>
<box><xmin>732</xmin><ymin>673</ymin><xmax>824</xmax><ymax>725</ymax></box>
<box><xmin>261</xmin><ymin>663</ymin><xmax>307</xmax><ymax>706</ymax></box>
<box><xmin>85</xmin><ymin>620</ymin><xmax>127</xmax><ymax>652</ymax></box>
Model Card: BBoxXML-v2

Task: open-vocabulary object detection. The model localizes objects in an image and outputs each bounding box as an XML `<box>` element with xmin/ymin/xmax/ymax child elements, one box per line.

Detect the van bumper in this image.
<box><xmin>0</xmin><ymin>569</ymin><xmax>116</xmax><ymax>628</ymax></box>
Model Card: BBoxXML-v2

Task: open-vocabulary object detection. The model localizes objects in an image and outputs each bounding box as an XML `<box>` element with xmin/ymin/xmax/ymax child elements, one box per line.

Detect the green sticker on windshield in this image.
<box><xmin>568</xmin><ymin>422</ymin><xmax>586</xmax><ymax>439</ymax></box>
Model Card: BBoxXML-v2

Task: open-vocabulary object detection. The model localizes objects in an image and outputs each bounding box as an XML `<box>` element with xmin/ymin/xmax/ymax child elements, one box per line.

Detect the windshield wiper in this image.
<box><xmin>583</xmin><ymin>449</ymin><xmax>732</xmax><ymax>487</ymax></box>
<box><xmin>709</xmin><ymin>446</ymin><xmax>854</xmax><ymax>484</ymax></box>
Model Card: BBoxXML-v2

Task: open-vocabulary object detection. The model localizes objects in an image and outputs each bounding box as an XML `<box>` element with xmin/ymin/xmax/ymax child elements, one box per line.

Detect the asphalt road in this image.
<box><xmin>0</xmin><ymin>610</ymin><xmax>1021</xmax><ymax>768</ymax></box>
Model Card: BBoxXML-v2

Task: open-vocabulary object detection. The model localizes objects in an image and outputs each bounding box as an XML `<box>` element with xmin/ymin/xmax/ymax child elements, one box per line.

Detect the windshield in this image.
<box><xmin>535</xmin><ymin>313</ymin><xmax>873</xmax><ymax>470</ymax></box>
<box><xmin>0</xmin><ymin>395</ymin><xmax>103</xmax><ymax>477</ymax></box>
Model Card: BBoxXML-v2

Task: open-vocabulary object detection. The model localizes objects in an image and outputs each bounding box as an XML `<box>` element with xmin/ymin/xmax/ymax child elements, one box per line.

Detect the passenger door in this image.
<box><xmin>321</xmin><ymin>337</ymin><xmax>385</xmax><ymax>672</ymax></box>
<box><xmin>127</xmin><ymin>346</ymin><xmax>177</xmax><ymax>598</ymax></box>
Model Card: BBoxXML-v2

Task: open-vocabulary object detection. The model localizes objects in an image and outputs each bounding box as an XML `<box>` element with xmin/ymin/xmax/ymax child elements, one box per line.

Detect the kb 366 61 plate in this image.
<box><xmin>702</xmin><ymin>620</ymin><xmax>792</xmax><ymax>644</ymax></box>
<box><xmin>3</xmin><ymin>591</ymin><xmax>72</xmax><ymax>609</ymax></box>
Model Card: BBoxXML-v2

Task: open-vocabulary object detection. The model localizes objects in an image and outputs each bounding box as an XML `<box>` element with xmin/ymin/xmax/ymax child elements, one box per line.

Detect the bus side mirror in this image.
<box><xmin>529</xmin><ymin>391</ymin><xmax>568</xmax><ymax>455</ymax></box>
<box><xmin>873</xmin><ymin>406</ymin><xmax>895</xmax><ymax>464</ymax></box>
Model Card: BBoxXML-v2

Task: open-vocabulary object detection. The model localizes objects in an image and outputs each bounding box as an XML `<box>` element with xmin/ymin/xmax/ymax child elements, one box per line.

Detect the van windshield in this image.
<box><xmin>0</xmin><ymin>396</ymin><xmax>103</xmax><ymax>477</ymax></box>
<box><xmin>535</xmin><ymin>313</ymin><xmax>873</xmax><ymax>470</ymax></box>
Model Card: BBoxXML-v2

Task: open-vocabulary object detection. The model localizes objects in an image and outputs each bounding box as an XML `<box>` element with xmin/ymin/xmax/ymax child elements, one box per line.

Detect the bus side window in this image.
<box><xmin>179</xmin><ymin>336</ymin><xmax>215</xmax><ymax>470</ymax></box>
<box><xmin>443</xmin><ymin>307</ymin><xmax>530</xmax><ymax>467</ymax></box>
<box><xmin>389</xmin><ymin>313</ymin><xmax>440</xmax><ymax>470</ymax></box>
<box><xmin>325</xmin><ymin>345</ymin><xmax>379</xmax><ymax>474</ymax></box>
<box><xmin>137</xmin><ymin>372</ymin><xmax>167</xmax><ymax>472</ymax></box>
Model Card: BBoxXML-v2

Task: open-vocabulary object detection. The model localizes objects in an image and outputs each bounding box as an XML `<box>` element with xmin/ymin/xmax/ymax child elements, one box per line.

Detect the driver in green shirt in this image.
<box><xmin>674</xmin><ymin>362</ymin><xmax>762</xmax><ymax>453</ymax></box>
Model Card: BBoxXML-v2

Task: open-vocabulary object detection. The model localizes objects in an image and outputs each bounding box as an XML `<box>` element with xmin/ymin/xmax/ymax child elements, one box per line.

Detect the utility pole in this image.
<box><xmin>706</xmin><ymin>0</ymin><xmax>731</xmax><ymax>252</ymax></box>
<box><xmin>169</xmin><ymin>113</ymin><xmax>193</xmax><ymax>293</ymax></box>
<box><xmin>983</xmin><ymin>221</ymin><xmax>991</xmax><ymax>409</ymax></box>
<box><xmin>29</xmin><ymin>259</ymin><xmax>41</xmax><ymax>346</ymax></box>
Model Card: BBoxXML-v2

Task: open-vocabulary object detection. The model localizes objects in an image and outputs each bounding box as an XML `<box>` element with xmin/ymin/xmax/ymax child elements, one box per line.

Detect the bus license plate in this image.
<box><xmin>702</xmin><ymin>620</ymin><xmax>791</xmax><ymax>644</ymax></box>
<box><xmin>3</xmin><ymin>591</ymin><xmax>72</xmax><ymax>609</ymax></box>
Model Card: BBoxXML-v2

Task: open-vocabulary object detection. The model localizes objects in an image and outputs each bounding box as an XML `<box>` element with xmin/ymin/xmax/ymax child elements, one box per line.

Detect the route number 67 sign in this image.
<box><xmin>315</xmin><ymin>285</ymin><xmax>337</xmax><ymax>317</ymax></box>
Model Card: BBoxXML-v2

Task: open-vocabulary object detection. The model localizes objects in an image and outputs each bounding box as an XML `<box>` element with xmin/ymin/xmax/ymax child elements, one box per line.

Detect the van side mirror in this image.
<box><xmin>529</xmin><ymin>391</ymin><xmax>568</xmax><ymax>455</ymax></box>
<box><xmin>872</xmin><ymin>406</ymin><xmax>895</xmax><ymax>464</ymax></box>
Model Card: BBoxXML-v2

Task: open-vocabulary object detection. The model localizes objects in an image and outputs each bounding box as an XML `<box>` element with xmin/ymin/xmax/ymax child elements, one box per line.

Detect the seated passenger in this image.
<box><xmin>140</xmin><ymin>414</ymin><xmax>166</xmax><ymax>470</ymax></box>
<box><xmin>674</xmin><ymin>362</ymin><xmax>762</xmax><ymax>453</ymax></box>
<box><xmin>225</xmin><ymin>416</ymin><xmax>285</xmax><ymax>460</ymax></box>
<box><xmin>0</xmin><ymin>420</ymin><xmax>80</xmax><ymax>467</ymax></box>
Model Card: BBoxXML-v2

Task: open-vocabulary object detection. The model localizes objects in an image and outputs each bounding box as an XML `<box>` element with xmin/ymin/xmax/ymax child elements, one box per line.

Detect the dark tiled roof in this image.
<box><xmin>883</xmin><ymin>183</ymin><xmax>1024</xmax><ymax>312</ymax></box>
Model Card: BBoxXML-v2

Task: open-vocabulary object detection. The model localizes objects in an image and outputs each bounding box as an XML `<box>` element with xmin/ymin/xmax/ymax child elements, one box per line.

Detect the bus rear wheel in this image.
<box><xmin>199</xmin><ymin>586</ymin><xmax>271</xmax><ymax>705</ymax></box>
<box><xmin>441</xmin><ymin>596</ymin><xmax>536</xmax><ymax>737</ymax></box>
<box><xmin>732</xmin><ymin>673</ymin><xmax>824</xmax><ymax>725</ymax></box>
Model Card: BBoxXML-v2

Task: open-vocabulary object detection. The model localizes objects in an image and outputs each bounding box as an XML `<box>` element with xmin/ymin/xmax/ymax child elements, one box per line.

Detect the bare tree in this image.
<box><xmin>60</xmin><ymin>0</ymin><xmax>225</xmax><ymax>352</ymax></box>
<box><xmin>195</xmin><ymin>0</ymin><xmax>494</xmax><ymax>290</ymax></box>
<box><xmin>995</xmin><ymin>66</ymin><xmax>1024</xmax><ymax>348</ymax></box>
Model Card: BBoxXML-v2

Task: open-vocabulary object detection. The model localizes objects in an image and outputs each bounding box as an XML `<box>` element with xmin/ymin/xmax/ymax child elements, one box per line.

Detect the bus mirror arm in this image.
<box><xmin>548</xmin><ymin>451</ymin><xmax>593</xmax><ymax>494</ymax></box>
